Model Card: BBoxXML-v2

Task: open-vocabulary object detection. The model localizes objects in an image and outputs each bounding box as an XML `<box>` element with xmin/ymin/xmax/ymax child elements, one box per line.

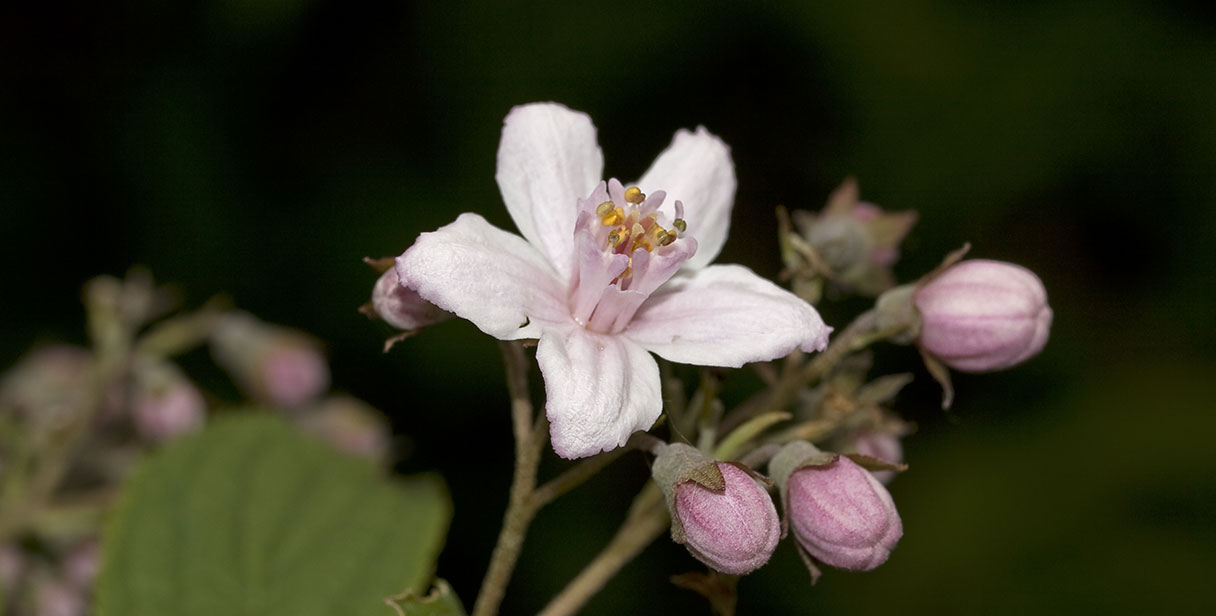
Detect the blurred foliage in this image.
<box><xmin>97</xmin><ymin>414</ymin><xmax>451</xmax><ymax>616</ymax></box>
<box><xmin>2</xmin><ymin>1</ymin><xmax>1214</xmax><ymax>614</ymax></box>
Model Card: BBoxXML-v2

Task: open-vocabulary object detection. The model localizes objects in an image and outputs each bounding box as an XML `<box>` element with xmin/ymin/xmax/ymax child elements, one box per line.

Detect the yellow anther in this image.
<box><xmin>672</xmin><ymin>218</ymin><xmax>687</xmax><ymax>233</ymax></box>
<box><xmin>658</xmin><ymin>230</ymin><xmax>676</xmax><ymax>246</ymax></box>
<box><xmin>601</xmin><ymin>207</ymin><xmax>624</xmax><ymax>226</ymax></box>
<box><xmin>607</xmin><ymin>225</ymin><xmax>630</xmax><ymax>247</ymax></box>
<box><xmin>624</xmin><ymin>186</ymin><xmax>645</xmax><ymax>204</ymax></box>
<box><xmin>632</xmin><ymin>225</ymin><xmax>654</xmax><ymax>252</ymax></box>
<box><xmin>595</xmin><ymin>201</ymin><xmax>616</xmax><ymax>217</ymax></box>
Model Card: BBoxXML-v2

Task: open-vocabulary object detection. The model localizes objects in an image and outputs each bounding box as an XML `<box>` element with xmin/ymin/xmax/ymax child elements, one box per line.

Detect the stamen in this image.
<box><xmin>624</xmin><ymin>186</ymin><xmax>645</xmax><ymax>204</ymax></box>
<box><xmin>601</xmin><ymin>207</ymin><xmax>624</xmax><ymax>227</ymax></box>
<box><xmin>629</xmin><ymin>223</ymin><xmax>653</xmax><ymax>253</ymax></box>
<box><xmin>673</xmin><ymin>218</ymin><xmax>687</xmax><ymax>233</ymax></box>
<box><xmin>595</xmin><ymin>201</ymin><xmax>616</xmax><ymax>217</ymax></box>
<box><xmin>607</xmin><ymin>226</ymin><xmax>629</xmax><ymax>247</ymax></box>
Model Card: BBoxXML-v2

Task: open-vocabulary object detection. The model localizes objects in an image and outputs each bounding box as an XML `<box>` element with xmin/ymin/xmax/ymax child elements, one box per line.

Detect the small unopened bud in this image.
<box><xmin>62</xmin><ymin>539</ymin><xmax>100</xmax><ymax>590</ymax></box>
<box><xmin>653</xmin><ymin>443</ymin><xmax>780</xmax><ymax>575</ymax></box>
<box><xmin>791</xmin><ymin>178</ymin><xmax>917</xmax><ymax>298</ymax></box>
<box><xmin>915</xmin><ymin>259</ymin><xmax>1052</xmax><ymax>372</ymax></box>
<box><xmin>30</xmin><ymin>575</ymin><xmax>85</xmax><ymax>616</ymax></box>
<box><xmin>0</xmin><ymin>543</ymin><xmax>23</xmax><ymax>593</ymax></box>
<box><xmin>370</xmin><ymin>268</ymin><xmax>449</xmax><ymax>331</ymax></box>
<box><xmin>771</xmin><ymin>442</ymin><xmax>902</xmax><ymax>577</ymax></box>
<box><xmin>296</xmin><ymin>396</ymin><xmax>392</xmax><ymax>462</ymax></box>
<box><xmin>211</xmin><ymin>312</ymin><xmax>329</xmax><ymax>409</ymax></box>
<box><xmin>132</xmin><ymin>362</ymin><xmax>205</xmax><ymax>441</ymax></box>
<box><xmin>847</xmin><ymin>431</ymin><xmax>903</xmax><ymax>485</ymax></box>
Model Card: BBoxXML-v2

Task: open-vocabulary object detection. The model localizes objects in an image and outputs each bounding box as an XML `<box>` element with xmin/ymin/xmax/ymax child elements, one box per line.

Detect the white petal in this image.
<box><xmin>396</xmin><ymin>213</ymin><xmax>569</xmax><ymax>340</ymax></box>
<box><xmin>536</xmin><ymin>325</ymin><xmax>662</xmax><ymax>459</ymax></box>
<box><xmin>636</xmin><ymin>126</ymin><xmax>735</xmax><ymax>269</ymax></box>
<box><xmin>495</xmin><ymin>103</ymin><xmax>605</xmax><ymax>279</ymax></box>
<box><xmin>625</xmin><ymin>264</ymin><xmax>831</xmax><ymax>367</ymax></box>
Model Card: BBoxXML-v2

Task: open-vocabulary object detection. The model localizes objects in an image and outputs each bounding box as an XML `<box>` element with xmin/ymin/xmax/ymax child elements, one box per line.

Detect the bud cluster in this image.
<box><xmin>0</xmin><ymin>270</ymin><xmax>396</xmax><ymax>614</ymax></box>
<box><xmin>632</xmin><ymin>177</ymin><xmax>1052</xmax><ymax>597</ymax></box>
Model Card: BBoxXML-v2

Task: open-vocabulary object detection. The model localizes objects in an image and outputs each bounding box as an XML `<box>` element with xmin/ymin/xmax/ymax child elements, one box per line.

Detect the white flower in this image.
<box><xmin>398</xmin><ymin>103</ymin><xmax>830</xmax><ymax>458</ymax></box>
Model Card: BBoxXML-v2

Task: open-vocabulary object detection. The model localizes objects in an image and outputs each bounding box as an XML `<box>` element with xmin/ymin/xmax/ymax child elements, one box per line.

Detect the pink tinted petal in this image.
<box><xmin>626</xmin><ymin>264</ymin><xmax>830</xmax><ymax>367</ymax></box>
<box><xmin>396</xmin><ymin>213</ymin><xmax>568</xmax><ymax>340</ymax></box>
<box><xmin>636</xmin><ymin>126</ymin><xmax>735</xmax><ymax>269</ymax></box>
<box><xmin>536</xmin><ymin>325</ymin><xmax>662</xmax><ymax>459</ymax></box>
<box><xmin>496</xmin><ymin>103</ymin><xmax>604</xmax><ymax>278</ymax></box>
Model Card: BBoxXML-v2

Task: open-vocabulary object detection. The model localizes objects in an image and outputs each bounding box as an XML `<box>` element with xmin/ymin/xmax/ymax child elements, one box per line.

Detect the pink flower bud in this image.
<box><xmin>62</xmin><ymin>539</ymin><xmax>100</xmax><ymax>590</ymax></box>
<box><xmin>915</xmin><ymin>259</ymin><xmax>1052</xmax><ymax>372</ymax></box>
<box><xmin>261</xmin><ymin>345</ymin><xmax>330</xmax><ymax>408</ymax></box>
<box><xmin>849</xmin><ymin>430</ymin><xmax>903</xmax><ymax>485</ymax></box>
<box><xmin>371</xmin><ymin>268</ymin><xmax>449</xmax><ymax>331</ymax></box>
<box><xmin>211</xmin><ymin>312</ymin><xmax>330</xmax><ymax>409</ymax></box>
<box><xmin>0</xmin><ymin>543</ymin><xmax>23</xmax><ymax>592</ymax></box>
<box><xmin>787</xmin><ymin>455</ymin><xmax>902</xmax><ymax>572</ymax></box>
<box><xmin>296</xmin><ymin>396</ymin><xmax>391</xmax><ymax>461</ymax></box>
<box><xmin>673</xmin><ymin>462</ymin><xmax>781</xmax><ymax>575</ymax></box>
<box><xmin>33</xmin><ymin>577</ymin><xmax>85</xmax><ymax>616</ymax></box>
<box><xmin>132</xmin><ymin>366</ymin><xmax>205</xmax><ymax>441</ymax></box>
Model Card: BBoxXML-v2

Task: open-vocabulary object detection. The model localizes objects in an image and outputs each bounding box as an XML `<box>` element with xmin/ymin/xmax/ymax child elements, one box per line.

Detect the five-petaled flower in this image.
<box><xmin>397</xmin><ymin>103</ymin><xmax>830</xmax><ymax>458</ymax></box>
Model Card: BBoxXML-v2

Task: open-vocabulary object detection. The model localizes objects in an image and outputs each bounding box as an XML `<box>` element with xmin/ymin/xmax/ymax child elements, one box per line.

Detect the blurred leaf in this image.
<box><xmin>384</xmin><ymin>579</ymin><xmax>466</xmax><ymax>616</ymax></box>
<box><xmin>95</xmin><ymin>414</ymin><xmax>451</xmax><ymax>616</ymax></box>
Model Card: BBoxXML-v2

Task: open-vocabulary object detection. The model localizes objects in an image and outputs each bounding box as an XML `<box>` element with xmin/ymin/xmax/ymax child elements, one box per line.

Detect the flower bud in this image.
<box><xmin>653</xmin><ymin>443</ymin><xmax>780</xmax><ymax>575</ymax></box>
<box><xmin>771</xmin><ymin>442</ymin><xmax>902</xmax><ymax>577</ymax></box>
<box><xmin>0</xmin><ymin>346</ymin><xmax>91</xmax><ymax>419</ymax></box>
<box><xmin>792</xmin><ymin>178</ymin><xmax>917</xmax><ymax>298</ymax></box>
<box><xmin>915</xmin><ymin>259</ymin><xmax>1052</xmax><ymax>372</ymax></box>
<box><xmin>132</xmin><ymin>362</ymin><xmax>205</xmax><ymax>441</ymax></box>
<box><xmin>370</xmin><ymin>268</ymin><xmax>449</xmax><ymax>331</ymax></box>
<box><xmin>211</xmin><ymin>312</ymin><xmax>329</xmax><ymax>408</ymax></box>
<box><xmin>30</xmin><ymin>575</ymin><xmax>85</xmax><ymax>616</ymax></box>
<box><xmin>295</xmin><ymin>396</ymin><xmax>392</xmax><ymax>462</ymax></box>
<box><xmin>846</xmin><ymin>430</ymin><xmax>903</xmax><ymax>485</ymax></box>
<box><xmin>0</xmin><ymin>543</ymin><xmax>23</xmax><ymax>593</ymax></box>
<box><xmin>62</xmin><ymin>539</ymin><xmax>100</xmax><ymax>590</ymax></box>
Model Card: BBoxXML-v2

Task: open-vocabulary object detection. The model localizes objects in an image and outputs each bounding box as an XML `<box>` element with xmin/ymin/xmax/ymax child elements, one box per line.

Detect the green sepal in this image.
<box><xmin>651</xmin><ymin>443</ymin><xmax>723</xmax><ymax>544</ymax></box>
<box><xmin>919</xmin><ymin>346</ymin><xmax>955</xmax><ymax>409</ymax></box>
<box><xmin>385</xmin><ymin>579</ymin><xmax>466</xmax><ymax>616</ymax></box>
<box><xmin>843</xmin><ymin>453</ymin><xmax>908</xmax><ymax>474</ymax></box>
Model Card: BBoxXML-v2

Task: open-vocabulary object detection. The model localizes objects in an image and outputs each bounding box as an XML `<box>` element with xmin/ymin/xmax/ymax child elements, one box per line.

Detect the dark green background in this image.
<box><xmin>3</xmin><ymin>1</ymin><xmax>1214</xmax><ymax>613</ymax></box>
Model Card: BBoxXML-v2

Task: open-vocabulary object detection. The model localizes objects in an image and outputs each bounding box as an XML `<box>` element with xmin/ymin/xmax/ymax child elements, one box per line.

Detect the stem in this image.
<box><xmin>538</xmin><ymin>484</ymin><xmax>670</xmax><ymax>616</ymax></box>
<box><xmin>720</xmin><ymin>309</ymin><xmax>878</xmax><ymax>435</ymax></box>
<box><xmin>531</xmin><ymin>448</ymin><xmax>627</xmax><ymax>510</ymax></box>
<box><xmin>473</xmin><ymin>342</ymin><xmax>623</xmax><ymax>616</ymax></box>
<box><xmin>472</xmin><ymin>342</ymin><xmax>545</xmax><ymax>616</ymax></box>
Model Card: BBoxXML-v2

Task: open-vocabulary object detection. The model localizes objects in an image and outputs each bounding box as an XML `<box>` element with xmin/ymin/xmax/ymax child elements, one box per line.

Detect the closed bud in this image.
<box><xmin>211</xmin><ymin>312</ymin><xmax>329</xmax><ymax>408</ymax></box>
<box><xmin>771</xmin><ymin>442</ymin><xmax>902</xmax><ymax>578</ymax></box>
<box><xmin>653</xmin><ymin>443</ymin><xmax>780</xmax><ymax>575</ymax></box>
<box><xmin>792</xmin><ymin>178</ymin><xmax>917</xmax><ymax>298</ymax></box>
<box><xmin>62</xmin><ymin>539</ymin><xmax>100</xmax><ymax>590</ymax></box>
<box><xmin>296</xmin><ymin>396</ymin><xmax>392</xmax><ymax>462</ymax></box>
<box><xmin>915</xmin><ymin>259</ymin><xmax>1052</xmax><ymax>372</ymax></box>
<box><xmin>845</xmin><ymin>430</ymin><xmax>903</xmax><ymax>485</ymax></box>
<box><xmin>132</xmin><ymin>362</ymin><xmax>205</xmax><ymax>441</ymax></box>
<box><xmin>0</xmin><ymin>543</ymin><xmax>23</xmax><ymax>593</ymax></box>
<box><xmin>370</xmin><ymin>267</ymin><xmax>449</xmax><ymax>331</ymax></box>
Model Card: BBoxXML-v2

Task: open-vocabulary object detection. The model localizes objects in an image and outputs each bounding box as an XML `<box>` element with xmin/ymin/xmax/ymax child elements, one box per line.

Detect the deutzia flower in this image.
<box><xmin>397</xmin><ymin>102</ymin><xmax>830</xmax><ymax>458</ymax></box>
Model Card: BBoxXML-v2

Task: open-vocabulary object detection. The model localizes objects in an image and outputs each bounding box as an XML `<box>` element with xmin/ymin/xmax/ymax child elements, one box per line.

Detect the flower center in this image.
<box><xmin>568</xmin><ymin>179</ymin><xmax>699</xmax><ymax>334</ymax></box>
<box><xmin>594</xmin><ymin>185</ymin><xmax>686</xmax><ymax>280</ymax></box>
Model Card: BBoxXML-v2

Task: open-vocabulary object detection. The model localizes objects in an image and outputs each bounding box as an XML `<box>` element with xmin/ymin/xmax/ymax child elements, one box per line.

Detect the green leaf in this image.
<box><xmin>384</xmin><ymin>579</ymin><xmax>467</xmax><ymax>616</ymax></box>
<box><xmin>95</xmin><ymin>414</ymin><xmax>452</xmax><ymax>616</ymax></box>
